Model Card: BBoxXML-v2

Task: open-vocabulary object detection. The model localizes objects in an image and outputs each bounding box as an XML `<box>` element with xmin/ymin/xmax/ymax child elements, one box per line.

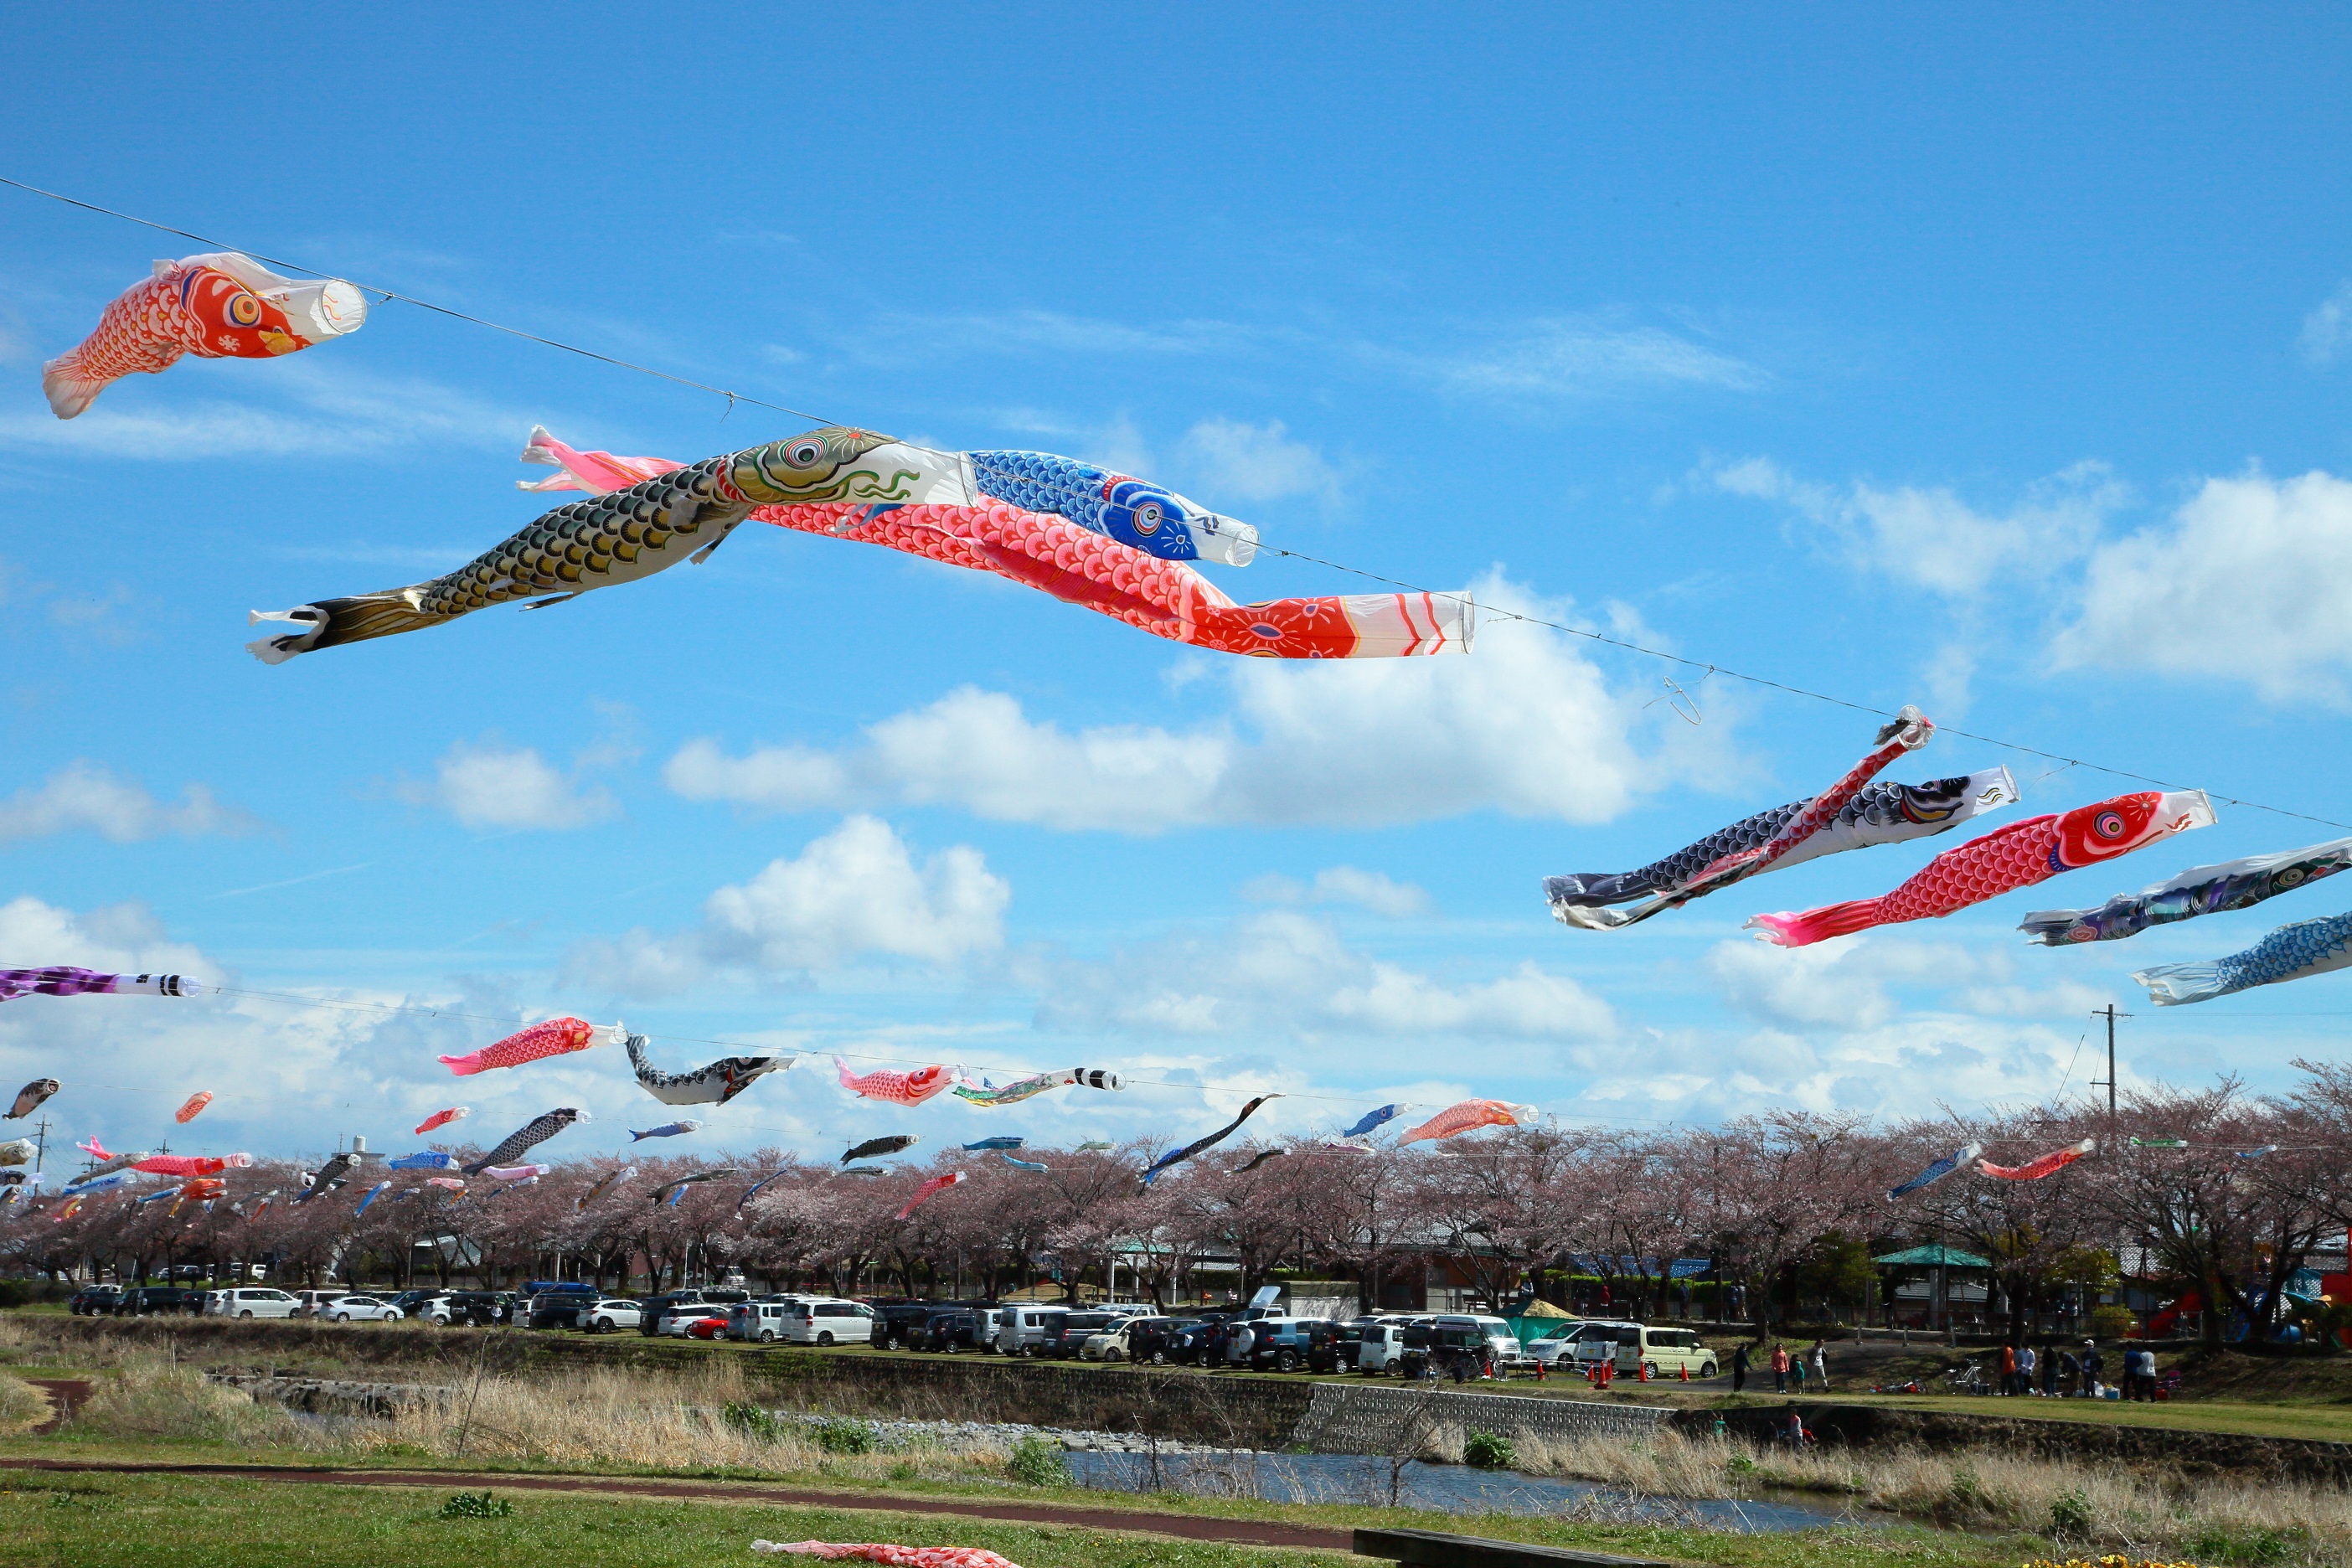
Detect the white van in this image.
<box><xmin>995</xmin><ymin>1306</ymin><xmax>1065</xmax><ymax>1357</ymax></box>
<box><xmin>727</xmin><ymin>1299</ymin><xmax>801</xmax><ymax>1342</ymax></box>
<box><xmin>776</xmin><ymin>1297</ymin><xmax>874</xmax><ymax>1345</ymax></box>
<box><xmin>1345</xmin><ymin>1318</ymin><xmax>1411</xmax><ymax>1373</ymax></box>
<box><xmin>209</xmin><ymin>1287</ymin><xmax>297</xmax><ymax>1318</ymax></box>
<box><xmin>1566</xmin><ymin>1319</ymin><xmax>1644</xmax><ymax>1372</ymax></box>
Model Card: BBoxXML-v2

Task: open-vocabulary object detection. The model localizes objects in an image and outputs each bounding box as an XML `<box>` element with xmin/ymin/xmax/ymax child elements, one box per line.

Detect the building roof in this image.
<box><xmin>1874</xmin><ymin>1244</ymin><xmax>1993</xmax><ymax>1268</ymax></box>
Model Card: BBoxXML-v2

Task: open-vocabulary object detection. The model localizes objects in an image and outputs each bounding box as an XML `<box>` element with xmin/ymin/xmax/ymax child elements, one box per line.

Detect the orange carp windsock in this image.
<box><xmin>1398</xmin><ymin>1099</ymin><xmax>1539</xmax><ymax>1144</ymax></box>
<box><xmin>179</xmin><ymin>1178</ymin><xmax>228</xmax><ymax>1202</ymax></box>
<box><xmin>43</xmin><ymin>253</ymin><xmax>366</xmax><ymax>419</ymax></box>
<box><xmin>1978</xmin><ymin>1138</ymin><xmax>2096</xmax><ymax>1181</ymax></box>
<box><xmin>895</xmin><ymin>1169</ymin><xmax>967</xmax><ymax>1221</ymax></box>
<box><xmin>439</xmin><ymin>1017</ymin><xmax>611</xmax><ymax>1076</ymax></box>
<box><xmin>753</xmin><ymin>1545</ymin><xmax>1022</xmax><ymax>1568</ymax></box>
<box><xmin>132</xmin><ymin>1153</ymin><xmax>250</xmax><ymax>1177</ymax></box>
<box><xmin>174</xmin><ymin>1091</ymin><xmax>214</xmax><ymax>1124</ymax></box>
<box><xmin>415</xmin><ymin>1106</ymin><xmax>470</xmax><ymax>1135</ymax></box>
<box><xmin>836</xmin><ymin>1058</ymin><xmax>957</xmax><ymax>1106</ymax></box>
<box><xmin>1746</xmin><ymin>791</ymin><xmax>2217</xmax><ymax>948</ymax></box>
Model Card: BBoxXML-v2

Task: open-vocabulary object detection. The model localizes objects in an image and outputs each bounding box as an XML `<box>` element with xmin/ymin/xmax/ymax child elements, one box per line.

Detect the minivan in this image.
<box><xmin>210</xmin><ymin>1287</ymin><xmax>297</xmax><ymax>1318</ymax></box>
<box><xmin>727</xmin><ymin>1299</ymin><xmax>802</xmax><ymax>1342</ymax></box>
<box><xmin>1614</xmin><ymin>1324</ymin><xmax>1716</xmax><ymax>1380</ymax></box>
<box><xmin>994</xmin><ymin>1306</ymin><xmax>1067</xmax><ymax>1357</ymax></box>
<box><xmin>777</xmin><ymin>1297</ymin><xmax>873</xmax><ymax>1345</ymax></box>
<box><xmin>1344</xmin><ymin>1318</ymin><xmax>1411</xmax><ymax>1374</ymax></box>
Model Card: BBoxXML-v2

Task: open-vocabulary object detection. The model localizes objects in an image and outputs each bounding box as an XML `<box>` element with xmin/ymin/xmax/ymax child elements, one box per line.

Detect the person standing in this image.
<box><xmin>1809</xmin><ymin>1341</ymin><xmax>1828</xmax><ymax>1391</ymax></box>
<box><xmin>1771</xmin><ymin>1342</ymin><xmax>1790</xmax><ymax>1393</ymax></box>
<box><xmin>1999</xmin><ymin>1342</ymin><xmax>2017</xmax><ymax>1396</ymax></box>
<box><xmin>2018</xmin><ymin>1342</ymin><xmax>2037</xmax><ymax>1395</ymax></box>
<box><xmin>2040</xmin><ymin>1340</ymin><xmax>2059</xmax><ymax>1397</ymax></box>
<box><xmin>1790</xmin><ymin>1349</ymin><xmax>1807</xmax><ymax>1395</ymax></box>
<box><xmin>1731</xmin><ymin>1341</ymin><xmax>1751</xmax><ymax>1395</ymax></box>
<box><xmin>2081</xmin><ymin>1339</ymin><xmax>2103</xmax><ymax>1398</ymax></box>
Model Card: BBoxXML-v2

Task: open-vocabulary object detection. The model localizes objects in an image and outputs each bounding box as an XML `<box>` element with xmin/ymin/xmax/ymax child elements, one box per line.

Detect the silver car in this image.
<box><xmin>325</xmin><ymin>1294</ymin><xmax>405</xmax><ymax>1323</ymax></box>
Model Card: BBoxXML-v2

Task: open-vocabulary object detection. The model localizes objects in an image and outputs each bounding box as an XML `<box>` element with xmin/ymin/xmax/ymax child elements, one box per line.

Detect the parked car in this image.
<box><xmin>916</xmin><ymin>1308</ymin><xmax>993</xmax><ymax>1353</ymax></box>
<box><xmin>213</xmin><ymin>1287</ymin><xmax>298</xmax><ymax>1319</ymax></box>
<box><xmin>871</xmin><ymin>1302</ymin><xmax>946</xmax><ymax>1349</ymax></box>
<box><xmin>1169</xmin><ymin>1313</ymin><xmax>1238</xmax><ymax>1365</ymax></box>
<box><xmin>327</xmin><ymin>1294</ymin><xmax>405</xmax><ymax>1323</ymax></box>
<box><xmin>582</xmin><ymin>1298</ymin><xmax>642</xmax><ymax>1333</ymax></box>
<box><xmin>67</xmin><ymin>1285</ymin><xmax>121</xmax><ymax>1316</ymax></box>
<box><xmin>1033</xmin><ymin>1310</ymin><xmax>1111</xmax><ymax>1359</ymax></box>
<box><xmin>1238</xmin><ymin>1317</ymin><xmax>1342</xmax><ymax>1374</ymax></box>
<box><xmin>389</xmin><ymin>1289</ymin><xmax>451</xmax><ymax>1320</ymax></box>
<box><xmin>685</xmin><ymin>1312</ymin><xmax>730</xmax><ymax>1340</ymax></box>
<box><xmin>116</xmin><ymin>1286</ymin><xmax>199</xmax><ymax>1316</ymax></box>
<box><xmin>291</xmin><ymin>1290</ymin><xmax>349</xmax><ymax>1318</ymax></box>
<box><xmin>772</xmin><ymin>1297</ymin><xmax>873</xmax><ymax>1346</ymax></box>
<box><xmin>638</xmin><ymin>1290</ymin><xmax>716</xmax><ymax>1338</ymax></box>
<box><xmin>431</xmin><ymin>1291</ymin><xmax>517</xmax><ymax>1326</ymax></box>
<box><xmin>727</xmin><ymin>1299</ymin><xmax>801</xmax><ymax>1343</ymax></box>
<box><xmin>529</xmin><ymin>1291</ymin><xmax>599</xmax><ymax>1331</ymax></box>
<box><xmin>1564</xmin><ymin>1320</ymin><xmax>1647</xmax><ymax>1375</ymax></box>
<box><xmin>1342</xmin><ymin>1318</ymin><xmax>1411</xmax><ymax>1374</ymax></box>
<box><xmin>993</xmin><ymin>1306</ymin><xmax>1066</xmax><ymax>1357</ymax></box>
<box><xmin>1080</xmin><ymin>1315</ymin><xmax>1196</xmax><ymax>1364</ymax></box>
<box><xmin>1607</xmin><ymin>1324</ymin><xmax>1716</xmax><ymax>1380</ymax></box>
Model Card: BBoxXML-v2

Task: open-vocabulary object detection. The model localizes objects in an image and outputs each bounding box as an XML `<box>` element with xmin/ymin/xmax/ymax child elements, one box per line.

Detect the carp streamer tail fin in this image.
<box><xmin>1746</xmin><ymin>898</ymin><xmax>1885</xmax><ymax>948</ymax></box>
<box><xmin>2132</xmin><ymin>960</ymin><xmax>2227</xmax><ymax>1006</ymax></box>
<box><xmin>247</xmin><ymin>591</ymin><xmax>449</xmax><ymax>663</ymax></box>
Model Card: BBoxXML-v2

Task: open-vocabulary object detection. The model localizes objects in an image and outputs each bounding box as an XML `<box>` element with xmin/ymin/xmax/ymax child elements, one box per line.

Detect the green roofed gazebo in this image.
<box><xmin>1874</xmin><ymin>1244</ymin><xmax>1991</xmax><ymax>1268</ymax></box>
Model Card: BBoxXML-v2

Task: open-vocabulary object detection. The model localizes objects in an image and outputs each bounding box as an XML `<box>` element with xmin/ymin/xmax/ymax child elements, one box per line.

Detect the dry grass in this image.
<box><xmin>0</xmin><ymin>1372</ymin><xmax>50</xmax><ymax>1434</ymax></box>
<box><xmin>1480</xmin><ymin>1427</ymin><xmax>2348</xmax><ymax>1563</ymax></box>
<box><xmin>301</xmin><ymin>1359</ymin><xmax>1010</xmax><ymax>1484</ymax></box>
<box><xmin>66</xmin><ymin>1354</ymin><xmax>305</xmax><ymax>1446</ymax></box>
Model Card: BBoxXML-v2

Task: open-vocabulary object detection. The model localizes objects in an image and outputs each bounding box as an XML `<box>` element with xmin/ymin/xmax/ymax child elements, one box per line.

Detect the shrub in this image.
<box><xmin>2047</xmin><ymin>1488</ymin><xmax>2092</xmax><ymax>1536</ymax></box>
<box><xmin>440</xmin><ymin>1491</ymin><xmax>513</xmax><ymax>1519</ymax></box>
<box><xmin>2089</xmin><ymin>1305</ymin><xmax>2138</xmax><ymax>1340</ymax></box>
<box><xmin>1462</xmin><ymin>1431</ymin><xmax>1517</xmax><ymax>1470</ymax></box>
<box><xmin>1006</xmin><ymin>1434</ymin><xmax>1070</xmax><ymax>1487</ymax></box>
<box><xmin>815</xmin><ymin>1417</ymin><xmax>875</xmax><ymax>1455</ymax></box>
<box><xmin>722</xmin><ymin>1401</ymin><xmax>778</xmax><ymax>1439</ymax></box>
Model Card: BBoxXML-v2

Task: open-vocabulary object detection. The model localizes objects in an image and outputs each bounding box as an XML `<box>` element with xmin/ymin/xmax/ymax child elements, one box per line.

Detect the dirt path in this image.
<box><xmin>0</xmin><ymin>1458</ymin><xmax>1354</xmax><ymax>1550</ymax></box>
<box><xmin>23</xmin><ymin>1380</ymin><xmax>92</xmax><ymax>1436</ymax></box>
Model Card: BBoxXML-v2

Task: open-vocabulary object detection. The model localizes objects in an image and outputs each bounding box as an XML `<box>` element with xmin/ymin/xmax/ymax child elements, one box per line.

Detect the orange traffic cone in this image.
<box><xmin>1639</xmin><ymin>1360</ymin><xmax>1651</xmax><ymax>1382</ymax></box>
<box><xmin>1679</xmin><ymin>1363</ymin><xmax>1689</xmax><ymax>1381</ymax></box>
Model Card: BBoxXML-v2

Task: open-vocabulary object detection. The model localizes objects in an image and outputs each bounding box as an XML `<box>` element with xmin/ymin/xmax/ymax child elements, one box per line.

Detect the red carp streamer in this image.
<box><xmin>895</xmin><ymin>1170</ymin><xmax>967</xmax><ymax>1221</ymax></box>
<box><xmin>132</xmin><ymin>1153</ymin><xmax>249</xmax><ymax>1177</ymax></box>
<box><xmin>1979</xmin><ymin>1139</ymin><xmax>2097</xmax><ymax>1181</ymax></box>
<box><xmin>174</xmin><ymin>1091</ymin><xmax>214</xmax><ymax>1124</ymax></box>
<box><xmin>754</xmin><ymin>1546</ymin><xmax>1019</xmax><ymax>1568</ymax></box>
<box><xmin>415</xmin><ymin>1106</ymin><xmax>471</xmax><ymax>1135</ymax></box>
<box><xmin>836</xmin><ymin>1058</ymin><xmax>957</xmax><ymax>1106</ymax></box>
<box><xmin>1399</xmin><ymin>1099</ymin><xmax>1539</xmax><ymax>1144</ymax></box>
<box><xmin>439</xmin><ymin>1017</ymin><xmax>606</xmax><ymax>1076</ymax></box>
<box><xmin>1747</xmin><ymin>791</ymin><xmax>2216</xmax><ymax>948</ymax></box>
<box><xmin>42</xmin><ymin>253</ymin><xmax>365</xmax><ymax>419</ymax></box>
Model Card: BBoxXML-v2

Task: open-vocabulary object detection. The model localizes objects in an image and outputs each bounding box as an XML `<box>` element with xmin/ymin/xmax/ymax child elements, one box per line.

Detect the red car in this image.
<box><xmin>684</xmin><ymin>1312</ymin><xmax>730</xmax><ymax>1340</ymax></box>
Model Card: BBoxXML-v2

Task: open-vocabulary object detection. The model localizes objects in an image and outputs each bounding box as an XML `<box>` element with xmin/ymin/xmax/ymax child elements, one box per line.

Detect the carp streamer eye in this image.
<box><xmin>2094</xmin><ymin>810</ymin><xmax>2128</xmax><ymax>839</ymax></box>
<box><xmin>1131</xmin><ymin>498</ymin><xmax>1165</xmax><ymax>533</ymax></box>
<box><xmin>787</xmin><ymin>438</ymin><xmax>826</xmax><ymax>468</ymax></box>
<box><xmin>224</xmin><ymin>291</ymin><xmax>262</xmax><ymax>328</ymax></box>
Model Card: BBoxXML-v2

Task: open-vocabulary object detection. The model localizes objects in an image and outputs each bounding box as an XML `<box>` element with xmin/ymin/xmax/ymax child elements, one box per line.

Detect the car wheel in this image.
<box><xmin>593</xmin><ymin>1318</ymin><xmax>611</xmax><ymax>1333</ymax></box>
<box><xmin>885</xmin><ymin>1334</ymin><xmax>903</xmax><ymax>1351</ymax></box>
<box><xmin>1643</xmin><ymin>1361</ymin><xmax>1660</xmax><ymax>1380</ymax></box>
<box><xmin>817</xmin><ymin>1331</ymin><xmax>833</xmax><ymax>1346</ymax></box>
<box><xmin>1151</xmin><ymin>1350</ymin><xmax>1167</xmax><ymax>1365</ymax></box>
<box><xmin>238</xmin><ymin>1310</ymin><xmax>254</xmax><ymax>1319</ymax></box>
<box><xmin>333</xmin><ymin>1313</ymin><xmax>350</xmax><ymax>1323</ymax></box>
<box><xmin>1701</xmin><ymin>1361</ymin><xmax>1718</xmax><ymax>1379</ymax></box>
<box><xmin>1276</xmin><ymin>1349</ymin><xmax>1299</xmax><ymax>1373</ymax></box>
<box><xmin>759</xmin><ymin>1329</ymin><xmax>776</xmax><ymax>1344</ymax></box>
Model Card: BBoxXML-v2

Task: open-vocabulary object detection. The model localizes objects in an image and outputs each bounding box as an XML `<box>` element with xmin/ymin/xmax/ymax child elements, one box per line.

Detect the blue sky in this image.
<box><xmin>3</xmin><ymin>5</ymin><xmax>2350</xmax><ymax>1172</ymax></box>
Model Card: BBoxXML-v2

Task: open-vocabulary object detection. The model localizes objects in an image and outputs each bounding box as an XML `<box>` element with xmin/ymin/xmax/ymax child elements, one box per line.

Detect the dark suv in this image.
<box><xmin>69</xmin><ymin>1285</ymin><xmax>121</xmax><ymax>1316</ymax></box>
<box><xmin>917</xmin><ymin>1308</ymin><xmax>990</xmax><ymax>1353</ymax></box>
<box><xmin>870</xmin><ymin>1302</ymin><xmax>943</xmax><ymax>1349</ymax></box>
<box><xmin>527</xmin><ymin>1287</ymin><xmax>599</xmax><ymax>1330</ymax></box>
<box><xmin>442</xmin><ymin>1291</ymin><xmax>518</xmax><ymax>1326</ymax></box>
<box><xmin>116</xmin><ymin>1286</ymin><xmax>199</xmax><ymax>1316</ymax></box>
<box><xmin>1039</xmin><ymin>1310</ymin><xmax>1114</xmax><ymax>1358</ymax></box>
<box><xmin>1118</xmin><ymin>1316</ymin><xmax>1199</xmax><ymax>1365</ymax></box>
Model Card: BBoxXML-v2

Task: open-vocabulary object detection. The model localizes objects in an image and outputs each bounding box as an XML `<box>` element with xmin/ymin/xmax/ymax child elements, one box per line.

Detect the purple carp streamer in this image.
<box><xmin>1551</xmin><ymin>707</ymin><xmax>1942</xmax><ymax>931</ymax></box>
<box><xmin>463</xmin><ymin>1106</ymin><xmax>588</xmax><ymax>1174</ymax></box>
<box><xmin>2020</xmin><ymin>835</ymin><xmax>2352</xmax><ymax>946</ymax></box>
<box><xmin>0</xmin><ymin>967</ymin><xmax>202</xmax><ymax>1002</ymax></box>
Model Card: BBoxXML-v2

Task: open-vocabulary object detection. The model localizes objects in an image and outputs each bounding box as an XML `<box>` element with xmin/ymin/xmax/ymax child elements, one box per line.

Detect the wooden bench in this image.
<box><xmin>1353</xmin><ymin>1527</ymin><xmax>1673</xmax><ymax>1568</ymax></box>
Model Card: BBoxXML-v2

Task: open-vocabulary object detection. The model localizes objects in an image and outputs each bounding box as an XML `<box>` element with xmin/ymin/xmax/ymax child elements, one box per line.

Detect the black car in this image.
<box><xmin>917</xmin><ymin>1308</ymin><xmax>990</xmax><ymax>1353</ymax></box>
<box><xmin>440</xmin><ymin>1290</ymin><xmax>518</xmax><ymax>1327</ymax></box>
<box><xmin>870</xmin><ymin>1302</ymin><xmax>943</xmax><ymax>1349</ymax></box>
<box><xmin>390</xmin><ymin>1288</ymin><xmax>451</xmax><ymax>1318</ymax></box>
<box><xmin>1117</xmin><ymin>1316</ymin><xmax>1199</xmax><ymax>1365</ymax></box>
<box><xmin>116</xmin><ymin>1286</ymin><xmax>199</xmax><ymax>1316</ymax></box>
<box><xmin>1246</xmin><ymin>1319</ymin><xmax>1342</xmax><ymax>1374</ymax></box>
<box><xmin>638</xmin><ymin>1290</ymin><xmax>718</xmax><ymax>1337</ymax></box>
<box><xmin>1039</xmin><ymin>1310</ymin><xmax>1115</xmax><ymax>1358</ymax></box>
<box><xmin>527</xmin><ymin>1289</ymin><xmax>599</xmax><ymax>1330</ymax></box>
<box><xmin>1168</xmin><ymin>1313</ymin><xmax>1235</xmax><ymax>1365</ymax></box>
<box><xmin>68</xmin><ymin>1285</ymin><xmax>121</xmax><ymax>1316</ymax></box>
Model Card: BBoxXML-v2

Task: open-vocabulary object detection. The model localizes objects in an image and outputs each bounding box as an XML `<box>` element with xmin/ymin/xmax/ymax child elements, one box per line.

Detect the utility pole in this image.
<box><xmin>2090</xmin><ymin>1004</ymin><xmax>2128</xmax><ymax>1122</ymax></box>
<box><xmin>30</xmin><ymin>1117</ymin><xmax>47</xmax><ymax>1177</ymax></box>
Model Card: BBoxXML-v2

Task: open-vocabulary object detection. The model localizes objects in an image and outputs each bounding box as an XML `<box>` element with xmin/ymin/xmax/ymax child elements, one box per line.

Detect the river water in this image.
<box><xmin>1062</xmin><ymin>1450</ymin><xmax>1857</xmax><ymax>1532</ymax></box>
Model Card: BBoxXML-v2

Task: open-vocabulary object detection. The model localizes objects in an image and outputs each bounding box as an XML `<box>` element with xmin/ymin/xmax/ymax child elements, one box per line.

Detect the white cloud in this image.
<box><xmin>1714</xmin><ymin>456</ymin><xmax>2126</xmax><ymax>599</ymax></box>
<box><xmin>1035</xmin><ymin>909</ymin><xmax>1615</xmax><ymax>1045</ymax></box>
<box><xmin>403</xmin><ymin>737</ymin><xmax>617</xmax><ymax>832</ymax></box>
<box><xmin>1175</xmin><ymin>418</ymin><xmax>1342</xmax><ymax>508</ymax></box>
<box><xmin>2052</xmin><ymin>469</ymin><xmax>2352</xmax><ymax>703</ymax></box>
<box><xmin>569</xmin><ymin>816</ymin><xmax>1008</xmax><ymax>996</ymax></box>
<box><xmin>2302</xmin><ymin>281</ymin><xmax>2352</xmax><ymax>367</ymax></box>
<box><xmin>1433</xmin><ymin>315</ymin><xmax>1767</xmax><ymax>399</ymax></box>
<box><xmin>1243</xmin><ymin>865</ymin><xmax>1431</xmax><ymax>919</ymax></box>
<box><xmin>0</xmin><ymin>762</ymin><xmax>251</xmax><ymax>846</ymax></box>
<box><xmin>663</xmin><ymin>577</ymin><xmax>1745</xmax><ymax>833</ymax></box>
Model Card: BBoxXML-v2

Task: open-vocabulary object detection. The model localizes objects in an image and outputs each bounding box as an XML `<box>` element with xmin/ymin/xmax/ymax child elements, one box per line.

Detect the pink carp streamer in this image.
<box><xmin>42</xmin><ymin>253</ymin><xmax>365</xmax><ymax>419</ymax></box>
<box><xmin>836</xmin><ymin>1059</ymin><xmax>957</xmax><ymax>1106</ymax></box>
<box><xmin>484</xmin><ymin>1163</ymin><xmax>550</xmax><ymax>1182</ymax></box>
<box><xmin>174</xmin><ymin>1091</ymin><xmax>214</xmax><ymax>1124</ymax></box>
<box><xmin>1979</xmin><ymin>1138</ymin><xmax>2096</xmax><ymax>1181</ymax></box>
<box><xmin>1746</xmin><ymin>790</ymin><xmax>2216</xmax><ymax>948</ymax></box>
<box><xmin>132</xmin><ymin>1153</ymin><xmax>250</xmax><ymax>1177</ymax></box>
<box><xmin>519</xmin><ymin>429</ymin><xmax>1472</xmax><ymax>661</ymax></box>
<box><xmin>426</xmin><ymin>1176</ymin><xmax>467</xmax><ymax>1192</ymax></box>
<box><xmin>438</xmin><ymin>1016</ymin><xmax>608</xmax><ymax>1076</ymax></box>
<box><xmin>1399</xmin><ymin>1100</ymin><xmax>1539</xmax><ymax>1144</ymax></box>
<box><xmin>415</xmin><ymin>1106</ymin><xmax>470</xmax><ymax>1135</ymax></box>
<box><xmin>895</xmin><ymin>1170</ymin><xmax>967</xmax><ymax>1221</ymax></box>
<box><xmin>1</xmin><ymin>967</ymin><xmax>201</xmax><ymax>1002</ymax></box>
<box><xmin>753</xmin><ymin>1545</ymin><xmax>1020</xmax><ymax>1568</ymax></box>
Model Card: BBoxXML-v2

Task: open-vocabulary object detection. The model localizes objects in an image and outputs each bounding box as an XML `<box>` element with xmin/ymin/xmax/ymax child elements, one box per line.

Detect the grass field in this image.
<box><xmin>0</xmin><ymin>1467</ymin><xmax>2048</xmax><ymax>1568</ymax></box>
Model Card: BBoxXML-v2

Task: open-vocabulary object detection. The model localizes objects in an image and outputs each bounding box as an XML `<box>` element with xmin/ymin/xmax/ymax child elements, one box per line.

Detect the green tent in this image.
<box><xmin>1873</xmin><ymin>1244</ymin><xmax>1992</xmax><ymax>1268</ymax></box>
